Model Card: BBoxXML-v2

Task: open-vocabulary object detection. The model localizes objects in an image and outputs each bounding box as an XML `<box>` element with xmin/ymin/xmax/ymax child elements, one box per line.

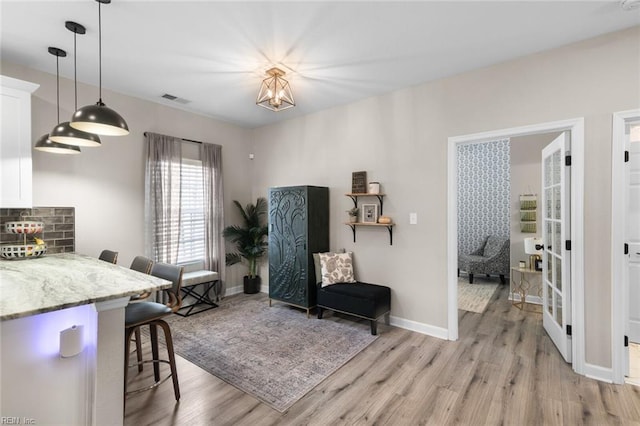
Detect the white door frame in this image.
<box><xmin>447</xmin><ymin>117</ymin><xmax>585</xmax><ymax>375</ymax></box>
<box><xmin>611</xmin><ymin>108</ymin><xmax>640</xmax><ymax>384</ymax></box>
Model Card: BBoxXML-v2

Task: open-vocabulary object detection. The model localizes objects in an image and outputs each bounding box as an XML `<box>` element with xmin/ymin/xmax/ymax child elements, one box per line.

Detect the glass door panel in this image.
<box><xmin>542</xmin><ymin>132</ymin><xmax>572</xmax><ymax>363</ymax></box>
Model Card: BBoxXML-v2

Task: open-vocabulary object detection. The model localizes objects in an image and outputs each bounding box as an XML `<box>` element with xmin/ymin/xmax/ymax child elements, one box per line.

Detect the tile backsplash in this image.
<box><xmin>0</xmin><ymin>207</ymin><xmax>75</xmax><ymax>254</ymax></box>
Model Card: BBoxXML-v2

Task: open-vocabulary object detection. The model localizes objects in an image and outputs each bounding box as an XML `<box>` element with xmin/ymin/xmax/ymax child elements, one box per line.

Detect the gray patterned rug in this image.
<box><xmin>163</xmin><ymin>296</ymin><xmax>378</xmax><ymax>412</ymax></box>
<box><xmin>458</xmin><ymin>277</ymin><xmax>500</xmax><ymax>313</ymax></box>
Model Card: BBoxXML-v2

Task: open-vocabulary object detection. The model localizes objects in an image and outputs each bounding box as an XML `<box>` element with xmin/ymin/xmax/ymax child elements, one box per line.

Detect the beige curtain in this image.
<box><xmin>201</xmin><ymin>143</ymin><xmax>225</xmax><ymax>290</ymax></box>
<box><xmin>144</xmin><ymin>132</ymin><xmax>183</xmax><ymax>264</ymax></box>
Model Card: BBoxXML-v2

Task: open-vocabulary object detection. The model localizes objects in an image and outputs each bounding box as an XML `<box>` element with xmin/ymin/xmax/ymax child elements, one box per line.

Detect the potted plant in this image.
<box><xmin>347</xmin><ymin>207</ymin><xmax>359</xmax><ymax>223</ymax></box>
<box><xmin>222</xmin><ymin>197</ymin><xmax>269</xmax><ymax>294</ymax></box>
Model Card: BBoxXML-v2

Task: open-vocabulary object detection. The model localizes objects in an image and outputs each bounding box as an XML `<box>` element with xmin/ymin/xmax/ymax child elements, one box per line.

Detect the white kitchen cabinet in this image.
<box><xmin>0</xmin><ymin>75</ymin><xmax>39</xmax><ymax>208</ymax></box>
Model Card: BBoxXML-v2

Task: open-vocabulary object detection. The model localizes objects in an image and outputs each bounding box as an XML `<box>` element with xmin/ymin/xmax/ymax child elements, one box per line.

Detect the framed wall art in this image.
<box><xmin>351</xmin><ymin>171</ymin><xmax>367</xmax><ymax>193</ymax></box>
<box><xmin>361</xmin><ymin>204</ymin><xmax>378</xmax><ymax>224</ymax></box>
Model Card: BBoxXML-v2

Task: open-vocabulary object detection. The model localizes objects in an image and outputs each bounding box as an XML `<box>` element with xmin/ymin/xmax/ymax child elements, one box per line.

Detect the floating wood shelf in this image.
<box><xmin>345</xmin><ymin>222</ymin><xmax>395</xmax><ymax>245</ymax></box>
<box><xmin>345</xmin><ymin>193</ymin><xmax>386</xmax><ymax>214</ymax></box>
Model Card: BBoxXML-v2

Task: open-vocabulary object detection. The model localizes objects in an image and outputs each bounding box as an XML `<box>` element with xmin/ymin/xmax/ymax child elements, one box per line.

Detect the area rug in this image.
<box><xmin>162</xmin><ymin>297</ymin><xmax>378</xmax><ymax>412</ymax></box>
<box><xmin>458</xmin><ymin>277</ymin><xmax>499</xmax><ymax>313</ymax></box>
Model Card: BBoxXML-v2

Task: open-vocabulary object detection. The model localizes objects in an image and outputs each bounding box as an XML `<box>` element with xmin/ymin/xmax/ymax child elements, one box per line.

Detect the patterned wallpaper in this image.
<box><xmin>457</xmin><ymin>139</ymin><xmax>511</xmax><ymax>255</ymax></box>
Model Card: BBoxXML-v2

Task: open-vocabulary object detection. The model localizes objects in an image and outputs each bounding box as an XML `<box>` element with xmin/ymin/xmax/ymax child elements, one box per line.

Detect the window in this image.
<box><xmin>146</xmin><ymin>132</ymin><xmax>224</xmax><ymax>273</ymax></box>
<box><xmin>177</xmin><ymin>159</ymin><xmax>205</xmax><ymax>264</ymax></box>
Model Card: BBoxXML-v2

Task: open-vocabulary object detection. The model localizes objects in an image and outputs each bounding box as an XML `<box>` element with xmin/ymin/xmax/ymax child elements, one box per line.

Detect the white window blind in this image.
<box><xmin>177</xmin><ymin>159</ymin><xmax>205</xmax><ymax>264</ymax></box>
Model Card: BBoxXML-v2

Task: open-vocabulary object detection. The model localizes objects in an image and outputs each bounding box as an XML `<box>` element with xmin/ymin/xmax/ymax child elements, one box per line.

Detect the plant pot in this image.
<box><xmin>349</xmin><ymin>216</ymin><xmax>358</xmax><ymax>223</ymax></box>
<box><xmin>243</xmin><ymin>275</ymin><xmax>261</xmax><ymax>294</ymax></box>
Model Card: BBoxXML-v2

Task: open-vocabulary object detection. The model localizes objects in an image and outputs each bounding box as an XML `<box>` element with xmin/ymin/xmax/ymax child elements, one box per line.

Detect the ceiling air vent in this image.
<box><xmin>160</xmin><ymin>93</ymin><xmax>191</xmax><ymax>104</ymax></box>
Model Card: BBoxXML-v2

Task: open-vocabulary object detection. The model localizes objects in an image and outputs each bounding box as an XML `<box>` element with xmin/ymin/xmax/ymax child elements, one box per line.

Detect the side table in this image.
<box><xmin>510</xmin><ymin>266</ymin><xmax>542</xmax><ymax>311</ymax></box>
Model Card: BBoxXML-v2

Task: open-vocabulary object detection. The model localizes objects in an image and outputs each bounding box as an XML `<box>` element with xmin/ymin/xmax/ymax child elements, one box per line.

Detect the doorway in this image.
<box><xmin>447</xmin><ymin>118</ymin><xmax>585</xmax><ymax>375</ymax></box>
<box><xmin>611</xmin><ymin>109</ymin><xmax>640</xmax><ymax>385</ymax></box>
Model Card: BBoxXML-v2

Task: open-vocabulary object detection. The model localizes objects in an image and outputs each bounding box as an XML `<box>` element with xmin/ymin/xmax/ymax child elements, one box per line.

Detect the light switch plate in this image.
<box><xmin>409</xmin><ymin>212</ymin><xmax>418</xmax><ymax>225</ymax></box>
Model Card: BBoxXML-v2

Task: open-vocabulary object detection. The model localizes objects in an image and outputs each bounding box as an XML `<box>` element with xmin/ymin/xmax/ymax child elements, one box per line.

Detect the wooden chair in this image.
<box><xmin>124</xmin><ymin>262</ymin><xmax>183</xmax><ymax>401</ymax></box>
<box><xmin>98</xmin><ymin>249</ymin><xmax>118</xmax><ymax>264</ymax></box>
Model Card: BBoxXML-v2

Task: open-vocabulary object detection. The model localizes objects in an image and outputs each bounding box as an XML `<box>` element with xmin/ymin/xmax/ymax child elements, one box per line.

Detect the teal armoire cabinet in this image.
<box><xmin>268</xmin><ymin>185</ymin><xmax>329</xmax><ymax>316</ymax></box>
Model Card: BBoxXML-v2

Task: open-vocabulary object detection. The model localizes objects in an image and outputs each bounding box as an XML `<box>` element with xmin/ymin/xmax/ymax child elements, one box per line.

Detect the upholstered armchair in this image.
<box><xmin>458</xmin><ymin>236</ymin><xmax>510</xmax><ymax>284</ymax></box>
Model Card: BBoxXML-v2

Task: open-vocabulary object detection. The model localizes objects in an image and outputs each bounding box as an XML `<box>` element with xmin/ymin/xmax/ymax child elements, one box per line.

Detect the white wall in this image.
<box><xmin>0</xmin><ymin>61</ymin><xmax>253</xmax><ymax>289</ymax></box>
<box><xmin>250</xmin><ymin>26</ymin><xmax>640</xmax><ymax>368</ymax></box>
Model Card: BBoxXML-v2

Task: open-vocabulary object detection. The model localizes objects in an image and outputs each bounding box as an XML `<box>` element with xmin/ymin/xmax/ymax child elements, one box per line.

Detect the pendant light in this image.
<box><xmin>49</xmin><ymin>21</ymin><xmax>101</xmax><ymax>147</ymax></box>
<box><xmin>34</xmin><ymin>47</ymin><xmax>81</xmax><ymax>155</ymax></box>
<box><xmin>70</xmin><ymin>0</ymin><xmax>129</xmax><ymax>136</ymax></box>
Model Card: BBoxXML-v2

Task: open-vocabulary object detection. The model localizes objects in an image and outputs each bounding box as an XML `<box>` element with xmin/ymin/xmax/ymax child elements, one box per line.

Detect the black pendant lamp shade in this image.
<box><xmin>71</xmin><ymin>102</ymin><xmax>129</xmax><ymax>136</ymax></box>
<box><xmin>34</xmin><ymin>47</ymin><xmax>81</xmax><ymax>155</ymax></box>
<box><xmin>49</xmin><ymin>21</ymin><xmax>102</xmax><ymax>147</ymax></box>
<box><xmin>70</xmin><ymin>0</ymin><xmax>129</xmax><ymax>136</ymax></box>
<box><xmin>35</xmin><ymin>133</ymin><xmax>81</xmax><ymax>154</ymax></box>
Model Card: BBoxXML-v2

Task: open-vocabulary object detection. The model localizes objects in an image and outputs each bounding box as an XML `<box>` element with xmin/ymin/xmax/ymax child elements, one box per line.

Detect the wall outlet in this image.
<box><xmin>409</xmin><ymin>213</ymin><xmax>418</xmax><ymax>225</ymax></box>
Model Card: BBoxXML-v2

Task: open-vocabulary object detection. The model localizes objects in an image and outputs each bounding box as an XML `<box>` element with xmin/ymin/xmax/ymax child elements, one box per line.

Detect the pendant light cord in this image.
<box><xmin>98</xmin><ymin>1</ymin><xmax>102</xmax><ymax>104</ymax></box>
<box><xmin>74</xmin><ymin>31</ymin><xmax>77</xmax><ymax>110</ymax></box>
<box><xmin>56</xmin><ymin>54</ymin><xmax>60</xmax><ymax>123</ymax></box>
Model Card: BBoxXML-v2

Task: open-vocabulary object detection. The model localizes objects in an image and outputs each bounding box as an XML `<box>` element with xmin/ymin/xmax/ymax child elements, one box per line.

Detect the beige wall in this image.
<box><xmin>250</xmin><ymin>26</ymin><xmax>640</xmax><ymax>368</ymax></box>
<box><xmin>0</xmin><ymin>61</ymin><xmax>253</xmax><ymax>288</ymax></box>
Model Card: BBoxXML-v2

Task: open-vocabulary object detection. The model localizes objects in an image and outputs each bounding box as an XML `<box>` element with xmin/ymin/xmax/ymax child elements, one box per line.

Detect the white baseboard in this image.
<box><xmin>221</xmin><ymin>287</ymin><xmax>449</xmax><ymax>342</ymax></box>
<box><xmin>224</xmin><ymin>285</ymin><xmax>244</xmax><ymax>297</ymax></box>
<box><xmin>389</xmin><ymin>315</ymin><xmax>449</xmax><ymax>340</ymax></box>
<box><xmin>223</xmin><ymin>285</ymin><xmax>268</xmax><ymax>297</ymax></box>
<box><xmin>584</xmin><ymin>362</ymin><xmax>613</xmax><ymax>383</ymax></box>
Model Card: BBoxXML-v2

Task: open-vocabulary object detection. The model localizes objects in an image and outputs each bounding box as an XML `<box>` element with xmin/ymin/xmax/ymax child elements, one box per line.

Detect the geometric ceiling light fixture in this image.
<box><xmin>49</xmin><ymin>21</ymin><xmax>102</xmax><ymax>147</ymax></box>
<box><xmin>70</xmin><ymin>0</ymin><xmax>129</xmax><ymax>136</ymax></box>
<box><xmin>34</xmin><ymin>47</ymin><xmax>81</xmax><ymax>155</ymax></box>
<box><xmin>256</xmin><ymin>67</ymin><xmax>295</xmax><ymax>112</ymax></box>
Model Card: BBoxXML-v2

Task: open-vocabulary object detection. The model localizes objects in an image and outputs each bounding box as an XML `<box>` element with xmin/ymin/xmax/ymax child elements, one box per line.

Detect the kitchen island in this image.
<box><xmin>0</xmin><ymin>253</ymin><xmax>170</xmax><ymax>425</ymax></box>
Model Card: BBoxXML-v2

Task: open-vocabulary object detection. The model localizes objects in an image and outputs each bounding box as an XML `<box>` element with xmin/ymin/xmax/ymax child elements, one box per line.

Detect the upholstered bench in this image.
<box><xmin>313</xmin><ymin>252</ymin><xmax>391</xmax><ymax>335</ymax></box>
<box><xmin>175</xmin><ymin>261</ymin><xmax>220</xmax><ymax>317</ymax></box>
<box><xmin>317</xmin><ymin>282</ymin><xmax>391</xmax><ymax>335</ymax></box>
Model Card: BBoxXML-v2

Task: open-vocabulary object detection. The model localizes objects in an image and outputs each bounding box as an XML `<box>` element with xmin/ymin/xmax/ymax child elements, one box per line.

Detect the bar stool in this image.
<box><xmin>98</xmin><ymin>249</ymin><xmax>118</xmax><ymax>264</ymax></box>
<box><xmin>128</xmin><ymin>256</ymin><xmax>154</xmax><ymax>372</ymax></box>
<box><xmin>124</xmin><ymin>262</ymin><xmax>183</xmax><ymax>401</ymax></box>
<box><xmin>130</xmin><ymin>255</ymin><xmax>153</xmax><ymax>275</ymax></box>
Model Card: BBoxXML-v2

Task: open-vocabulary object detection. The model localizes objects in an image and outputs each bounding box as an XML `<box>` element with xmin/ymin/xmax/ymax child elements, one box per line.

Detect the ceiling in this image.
<box><xmin>1</xmin><ymin>1</ymin><xmax>639</xmax><ymax>129</ymax></box>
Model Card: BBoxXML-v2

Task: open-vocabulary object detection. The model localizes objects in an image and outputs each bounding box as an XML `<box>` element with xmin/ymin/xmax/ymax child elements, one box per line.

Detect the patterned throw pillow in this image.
<box><xmin>319</xmin><ymin>252</ymin><xmax>356</xmax><ymax>287</ymax></box>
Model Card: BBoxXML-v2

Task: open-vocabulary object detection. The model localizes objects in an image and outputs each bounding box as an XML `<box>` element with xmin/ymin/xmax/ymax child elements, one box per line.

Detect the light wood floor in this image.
<box><xmin>124</xmin><ymin>285</ymin><xmax>640</xmax><ymax>425</ymax></box>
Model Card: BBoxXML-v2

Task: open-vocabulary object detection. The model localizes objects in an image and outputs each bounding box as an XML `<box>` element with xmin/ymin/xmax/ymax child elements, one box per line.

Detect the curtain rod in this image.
<box><xmin>143</xmin><ymin>132</ymin><xmax>203</xmax><ymax>145</ymax></box>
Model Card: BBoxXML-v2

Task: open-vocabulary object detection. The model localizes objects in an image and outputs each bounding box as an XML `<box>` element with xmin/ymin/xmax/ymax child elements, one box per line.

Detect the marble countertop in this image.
<box><xmin>0</xmin><ymin>253</ymin><xmax>171</xmax><ymax>321</ymax></box>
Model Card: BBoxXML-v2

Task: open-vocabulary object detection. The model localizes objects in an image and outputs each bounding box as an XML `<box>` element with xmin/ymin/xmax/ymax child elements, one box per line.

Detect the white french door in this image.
<box><xmin>542</xmin><ymin>132</ymin><xmax>572</xmax><ymax>363</ymax></box>
<box><xmin>627</xmin><ymin>125</ymin><xmax>640</xmax><ymax>346</ymax></box>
